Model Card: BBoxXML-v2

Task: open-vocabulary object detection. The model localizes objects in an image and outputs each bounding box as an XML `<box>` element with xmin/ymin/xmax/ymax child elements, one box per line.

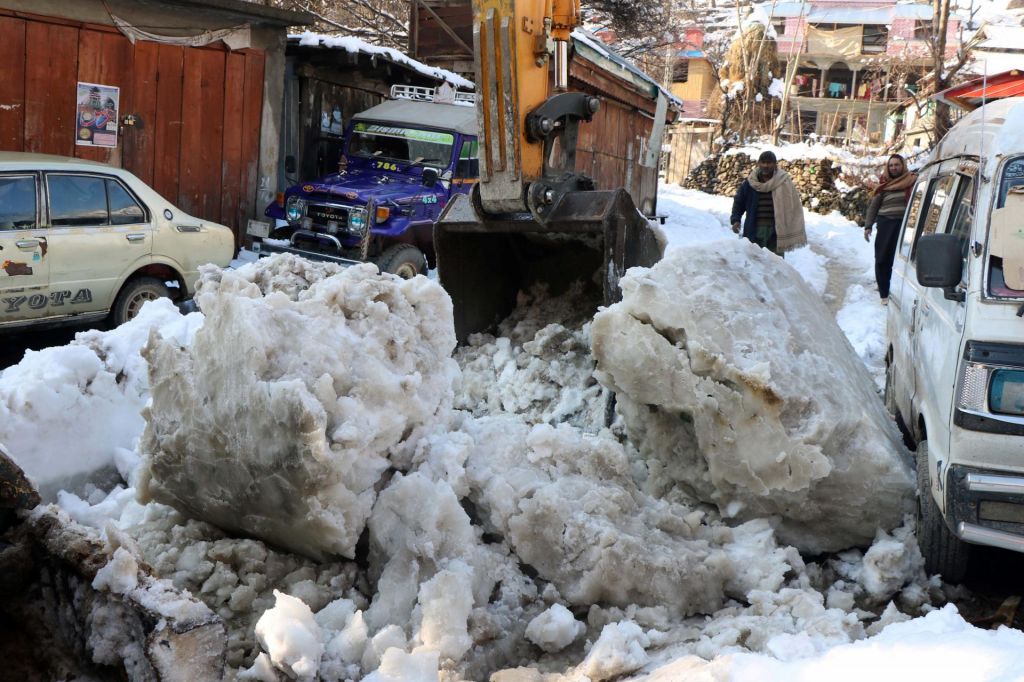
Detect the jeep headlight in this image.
<box><xmin>348</xmin><ymin>206</ymin><xmax>368</xmax><ymax>235</ymax></box>
<box><xmin>285</xmin><ymin>195</ymin><xmax>305</xmax><ymax>223</ymax></box>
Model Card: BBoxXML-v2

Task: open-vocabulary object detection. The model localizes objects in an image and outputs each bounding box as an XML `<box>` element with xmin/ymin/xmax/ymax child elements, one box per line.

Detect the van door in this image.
<box><xmin>0</xmin><ymin>173</ymin><xmax>50</xmax><ymax>323</ymax></box>
<box><xmin>905</xmin><ymin>173</ymin><xmax>958</xmax><ymax>430</ymax></box>
<box><xmin>889</xmin><ymin>179</ymin><xmax>929</xmax><ymax>419</ymax></box>
<box><xmin>44</xmin><ymin>173</ymin><xmax>153</xmax><ymax>314</ymax></box>
<box><xmin>913</xmin><ymin>171</ymin><xmax>973</xmax><ymax>462</ymax></box>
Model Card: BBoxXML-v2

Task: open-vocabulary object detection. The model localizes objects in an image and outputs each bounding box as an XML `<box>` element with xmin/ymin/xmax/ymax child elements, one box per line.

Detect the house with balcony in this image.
<box><xmin>766</xmin><ymin>0</ymin><xmax>960</xmax><ymax>143</ymax></box>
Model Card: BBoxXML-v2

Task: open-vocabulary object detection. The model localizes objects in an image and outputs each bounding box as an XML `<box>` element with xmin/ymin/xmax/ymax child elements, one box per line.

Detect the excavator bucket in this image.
<box><xmin>435</xmin><ymin>187</ymin><xmax>664</xmax><ymax>342</ymax></box>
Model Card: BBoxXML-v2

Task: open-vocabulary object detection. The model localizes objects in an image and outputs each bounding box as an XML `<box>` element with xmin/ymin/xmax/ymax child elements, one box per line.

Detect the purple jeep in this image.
<box><xmin>260</xmin><ymin>92</ymin><xmax>478</xmax><ymax>277</ymax></box>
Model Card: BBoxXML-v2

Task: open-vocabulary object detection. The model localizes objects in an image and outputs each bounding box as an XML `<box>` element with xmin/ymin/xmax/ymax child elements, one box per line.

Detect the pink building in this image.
<box><xmin>764</xmin><ymin>0</ymin><xmax>959</xmax><ymax>142</ymax></box>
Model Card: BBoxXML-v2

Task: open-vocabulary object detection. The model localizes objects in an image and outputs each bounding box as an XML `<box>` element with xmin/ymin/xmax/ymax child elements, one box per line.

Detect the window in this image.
<box><xmin>0</xmin><ymin>175</ymin><xmax>37</xmax><ymax>230</ymax></box>
<box><xmin>455</xmin><ymin>139</ymin><xmax>479</xmax><ymax>178</ymax></box>
<box><xmin>47</xmin><ymin>174</ymin><xmax>146</xmax><ymax>227</ymax></box>
<box><xmin>911</xmin><ymin>174</ymin><xmax>955</xmax><ymax>262</ymax></box>
<box><xmin>989</xmin><ymin>157</ymin><xmax>1024</xmax><ymax>296</ymax></box>
<box><xmin>942</xmin><ymin>174</ymin><xmax>975</xmax><ymax>282</ymax></box>
<box><xmin>862</xmin><ymin>24</ymin><xmax>888</xmax><ymax>53</ymax></box>
<box><xmin>899</xmin><ymin>181</ymin><xmax>927</xmax><ymax>259</ymax></box>
<box><xmin>672</xmin><ymin>60</ymin><xmax>689</xmax><ymax>84</ymax></box>
<box><xmin>107</xmin><ymin>180</ymin><xmax>146</xmax><ymax>225</ymax></box>
<box><xmin>913</xmin><ymin>20</ymin><xmax>932</xmax><ymax>41</ymax></box>
<box><xmin>49</xmin><ymin>175</ymin><xmax>107</xmax><ymax>227</ymax></box>
<box><xmin>773</xmin><ymin>20</ymin><xmax>786</xmax><ymax>37</ymax></box>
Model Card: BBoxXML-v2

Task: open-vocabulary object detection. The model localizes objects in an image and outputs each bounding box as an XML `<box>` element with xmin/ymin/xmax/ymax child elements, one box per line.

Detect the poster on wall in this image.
<box><xmin>75</xmin><ymin>82</ymin><xmax>120</xmax><ymax>148</ymax></box>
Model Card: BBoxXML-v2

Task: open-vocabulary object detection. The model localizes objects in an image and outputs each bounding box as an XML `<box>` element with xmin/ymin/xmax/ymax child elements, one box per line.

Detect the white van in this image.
<box><xmin>886</xmin><ymin>97</ymin><xmax>1024</xmax><ymax>583</ymax></box>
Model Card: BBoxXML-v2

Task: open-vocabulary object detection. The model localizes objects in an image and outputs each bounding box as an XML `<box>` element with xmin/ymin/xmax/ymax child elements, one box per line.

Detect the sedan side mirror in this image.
<box><xmin>422</xmin><ymin>167</ymin><xmax>439</xmax><ymax>188</ymax></box>
<box><xmin>916</xmin><ymin>233</ymin><xmax>966</xmax><ymax>301</ymax></box>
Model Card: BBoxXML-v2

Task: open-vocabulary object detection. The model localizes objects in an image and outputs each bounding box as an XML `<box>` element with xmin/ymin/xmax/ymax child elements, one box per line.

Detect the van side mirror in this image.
<box><xmin>285</xmin><ymin>155</ymin><xmax>297</xmax><ymax>174</ymax></box>
<box><xmin>916</xmin><ymin>233</ymin><xmax>966</xmax><ymax>301</ymax></box>
<box><xmin>422</xmin><ymin>167</ymin><xmax>439</xmax><ymax>188</ymax></box>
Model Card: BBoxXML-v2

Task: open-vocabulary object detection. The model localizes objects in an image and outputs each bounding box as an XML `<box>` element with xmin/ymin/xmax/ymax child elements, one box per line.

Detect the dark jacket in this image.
<box><xmin>730</xmin><ymin>180</ymin><xmax>765</xmax><ymax>242</ymax></box>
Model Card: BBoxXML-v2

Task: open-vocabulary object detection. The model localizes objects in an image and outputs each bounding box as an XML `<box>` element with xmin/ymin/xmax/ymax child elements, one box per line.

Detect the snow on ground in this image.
<box><xmin>3</xmin><ymin>183</ymin><xmax>1017</xmax><ymax>680</ymax></box>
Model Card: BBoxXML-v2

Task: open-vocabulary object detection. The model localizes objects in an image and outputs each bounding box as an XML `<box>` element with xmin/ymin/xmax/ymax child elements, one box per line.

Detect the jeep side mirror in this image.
<box><xmin>917</xmin><ymin>233</ymin><xmax>966</xmax><ymax>301</ymax></box>
<box><xmin>285</xmin><ymin>155</ymin><xmax>297</xmax><ymax>174</ymax></box>
<box><xmin>422</xmin><ymin>167</ymin><xmax>439</xmax><ymax>188</ymax></box>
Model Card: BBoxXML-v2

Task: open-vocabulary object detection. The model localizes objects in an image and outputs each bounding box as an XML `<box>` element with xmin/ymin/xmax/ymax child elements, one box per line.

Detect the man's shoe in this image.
<box><xmin>880</xmin><ymin>297</ymin><xmax>889</xmax><ymax>306</ymax></box>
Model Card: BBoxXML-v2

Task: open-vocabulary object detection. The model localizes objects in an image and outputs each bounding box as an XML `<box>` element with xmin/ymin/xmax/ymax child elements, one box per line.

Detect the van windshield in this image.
<box><xmin>348</xmin><ymin>122</ymin><xmax>454</xmax><ymax>167</ymax></box>
<box><xmin>989</xmin><ymin>157</ymin><xmax>1024</xmax><ymax>298</ymax></box>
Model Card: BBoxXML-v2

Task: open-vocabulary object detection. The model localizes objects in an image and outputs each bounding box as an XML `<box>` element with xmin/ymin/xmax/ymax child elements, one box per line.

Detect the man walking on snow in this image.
<box><xmin>730</xmin><ymin>151</ymin><xmax>807</xmax><ymax>256</ymax></box>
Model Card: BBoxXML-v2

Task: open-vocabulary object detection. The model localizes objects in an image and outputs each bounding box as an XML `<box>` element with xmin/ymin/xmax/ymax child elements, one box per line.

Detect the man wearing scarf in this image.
<box><xmin>863</xmin><ymin>154</ymin><xmax>917</xmax><ymax>304</ymax></box>
<box><xmin>730</xmin><ymin>151</ymin><xmax>807</xmax><ymax>256</ymax></box>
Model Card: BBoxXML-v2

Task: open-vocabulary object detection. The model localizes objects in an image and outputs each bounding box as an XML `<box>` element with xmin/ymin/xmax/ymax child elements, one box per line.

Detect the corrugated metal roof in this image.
<box><xmin>352</xmin><ymin>99</ymin><xmax>478</xmax><ymax>136</ymax></box>
<box><xmin>768</xmin><ymin>1</ymin><xmax>931</xmax><ymax>22</ymax></box>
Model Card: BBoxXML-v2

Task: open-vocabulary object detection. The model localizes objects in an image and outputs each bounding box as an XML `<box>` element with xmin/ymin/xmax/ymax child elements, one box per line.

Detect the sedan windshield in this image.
<box><xmin>348</xmin><ymin>122</ymin><xmax>454</xmax><ymax>166</ymax></box>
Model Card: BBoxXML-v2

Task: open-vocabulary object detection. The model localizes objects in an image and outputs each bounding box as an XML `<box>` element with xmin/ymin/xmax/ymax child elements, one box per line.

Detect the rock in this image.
<box><xmin>591</xmin><ymin>241</ymin><xmax>916</xmax><ymax>554</ymax></box>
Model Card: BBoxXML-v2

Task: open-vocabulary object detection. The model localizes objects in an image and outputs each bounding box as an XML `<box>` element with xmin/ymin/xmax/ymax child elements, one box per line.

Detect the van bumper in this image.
<box><xmin>947</xmin><ymin>465</ymin><xmax>1024</xmax><ymax>553</ymax></box>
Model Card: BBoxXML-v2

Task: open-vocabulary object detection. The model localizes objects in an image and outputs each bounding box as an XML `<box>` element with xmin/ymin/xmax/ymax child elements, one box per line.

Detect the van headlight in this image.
<box><xmin>990</xmin><ymin>369</ymin><xmax>1024</xmax><ymax>416</ymax></box>
<box><xmin>955</xmin><ymin>342</ymin><xmax>1024</xmax><ymax>431</ymax></box>
<box><xmin>348</xmin><ymin>206</ymin><xmax>368</xmax><ymax>235</ymax></box>
<box><xmin>286</xmin><ymin>195</ymin><xmax>305</xmax><ymax>223</ymax></box>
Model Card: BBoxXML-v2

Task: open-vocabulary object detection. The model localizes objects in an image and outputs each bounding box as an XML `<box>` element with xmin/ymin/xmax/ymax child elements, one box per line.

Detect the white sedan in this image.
<box><xmin>0</xmin><ymin>153</ymin><xmax>235</xmax><ymax>330</ymax></box>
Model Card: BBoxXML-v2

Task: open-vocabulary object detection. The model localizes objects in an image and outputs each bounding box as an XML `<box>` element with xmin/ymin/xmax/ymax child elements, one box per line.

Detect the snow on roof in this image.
<box><xmin>352</xmin><ymin>98</ymin><xmax>478</xmax><ymax>136</ymax></box>
<box><xmin>767</xmin><ymin>1</ymin><xmax>932</xmax><ymax>23</ymax></box>
<box><xmin>967</xmin><ymin>51</ymin><xmax>1024</xmax><ymax>76</ymax></box>
<box><xmin>977</xmin><ymin>24</ymin><xmax>1024</xmax><ymax>51</ymax></box>
<box><xmin>571</xmin><ymin>30</ymin><xmax>683</xmax><ymax>109</ymax></box>
<box><xmin>933</xmin><ymin>96</ymin><xmax>1024</xmax><ymax>161</ymax></box>
<box><xmin>290</xmin><ymin>32</ymin><xmax>474</xmax><ymax>90</ymax></box>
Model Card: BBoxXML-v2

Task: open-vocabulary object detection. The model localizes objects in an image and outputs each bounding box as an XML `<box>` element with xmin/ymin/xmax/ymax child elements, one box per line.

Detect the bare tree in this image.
<box><xmin>253</xmin><ymin>0</ymin><xmax>410</xmax><ymax>50</ymax></box>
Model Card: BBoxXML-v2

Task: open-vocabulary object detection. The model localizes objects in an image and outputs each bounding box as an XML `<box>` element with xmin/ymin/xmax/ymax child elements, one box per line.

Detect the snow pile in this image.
<box><xmin>526</xmin><ymin>604</ymin><xmax>585</xmax><ymax>653</ymax></box>
<box><xmin>0</xmin><ymin>300</ymin><xmax>202</xmax><ymax>499</ymax></box>
<box><xmin>455</xmin><ymin>284</ymin><xmax>608</xmax><ymax>429</ymax></box>
<box><xmin>13</xmin><ymin>185</ymin><xmax>1017</xmax><ymax>680</ymax></box>
<box><xmin>638</xmin><ymin>604</ymin><xmax>1024</xmax><ymax>680</ymax></box>
<box><xmin>137</xmin><ymin>255</ymin><xmax>459</xmax><ymax>560</ymax></box>
<box><xmin>591</xmin><ymin>240</ymin><xmax>915</xmax><ymax>553</ymax></box>
<box><xmin>458</xmin><ymin>417</ymin><xmax>799</xmax><ymax>616</ymax></box>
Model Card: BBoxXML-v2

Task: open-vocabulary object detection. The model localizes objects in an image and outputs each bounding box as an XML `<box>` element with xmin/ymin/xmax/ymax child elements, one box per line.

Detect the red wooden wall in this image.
<box><xmin>0</xmin><ymin>10</ymin><xmax>265</xmax><ymax>242</ymax></box>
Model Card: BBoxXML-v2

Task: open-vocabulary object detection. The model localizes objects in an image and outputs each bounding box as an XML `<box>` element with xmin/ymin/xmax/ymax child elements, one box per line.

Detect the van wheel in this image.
<box><xmin>375</xmin><ymin>244</ymin><xmax>426</xmax><ymax>279</ymax></box>
<box><xmin>916</xmin><ymin>441</ymin><xmax>970</xmax><ymax>583</ymax></box>
<box><xmin>111</xmin><ymin>277</ymin><xmax>170</xmax><ymax>327</ymax></box>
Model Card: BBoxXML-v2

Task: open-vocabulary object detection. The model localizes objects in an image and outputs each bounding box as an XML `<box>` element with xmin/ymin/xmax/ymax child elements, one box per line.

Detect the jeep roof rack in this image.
<box><xmin>390</xmin><ymin>84</ymin><xmax>476</xmax><ymax>106</ymax></box>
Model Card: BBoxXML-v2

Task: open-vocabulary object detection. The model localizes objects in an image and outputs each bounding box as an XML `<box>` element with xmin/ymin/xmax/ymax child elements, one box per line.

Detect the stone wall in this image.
<box><xmin>682</xmin><ymin>153</ymin><xmax>871</xmax><ymax>226</ymax></box>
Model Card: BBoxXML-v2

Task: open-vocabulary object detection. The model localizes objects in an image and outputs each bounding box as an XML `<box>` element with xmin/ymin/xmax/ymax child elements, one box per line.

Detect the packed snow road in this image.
<box><xmin>2</xmin><ymin>185</ymin><xmax>1024</xmax><ymax>681</ymax></box>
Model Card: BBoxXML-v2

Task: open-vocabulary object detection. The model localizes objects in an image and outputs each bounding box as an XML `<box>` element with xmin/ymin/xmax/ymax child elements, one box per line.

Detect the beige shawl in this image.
<box><xmin>747</xmin><ymin>168</ymin><xmax>807</xmax><ymax>253</ymax></box>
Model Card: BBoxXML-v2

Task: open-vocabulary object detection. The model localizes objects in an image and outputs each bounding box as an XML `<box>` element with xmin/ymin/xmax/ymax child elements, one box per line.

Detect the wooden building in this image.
<box><xmin>277</xmin><ymin>34</ymin><xmax>472</xmax><ymax>187</ymax></box>
<box><xmin>0</xmin><ymin>0</ymin><xmax>313</xmax><ymax>246</ymax></box>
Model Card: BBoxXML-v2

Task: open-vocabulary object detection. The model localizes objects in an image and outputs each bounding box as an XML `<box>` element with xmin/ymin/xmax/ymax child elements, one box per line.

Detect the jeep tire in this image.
<box><xmin>112</xmin><ymin>277</ymin><xmax>170</xmax><ymax>327</ymax></box>
<box><xmin>916</xmin><ymin>441</ymin><xmax>970</xmax><ymax>583</ymax></box>
<box><xmin>375</xmin><ymin>244</ymin><xmax>427</xmax><ymax>279</ymax></box>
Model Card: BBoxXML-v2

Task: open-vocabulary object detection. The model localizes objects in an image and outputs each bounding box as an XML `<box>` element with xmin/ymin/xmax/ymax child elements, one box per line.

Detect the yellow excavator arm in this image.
<box><xmin>435</xmin><ymin>0</ymin><xmax>663</xmax><ymax>341</ymax></box>
<box><xmin>473</xmin><ymin>0</ymin><xmax>582</xmax><ymax>213</ymax></box>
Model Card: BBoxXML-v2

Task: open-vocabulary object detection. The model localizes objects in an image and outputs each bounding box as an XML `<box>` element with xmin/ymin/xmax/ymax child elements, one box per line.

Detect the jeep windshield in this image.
<box><xmin>989</xmin><ymin>156</ymin><xmax>1024</xmax><ymax>298</ymax></box>
<box><xmin>348</xmin><ymin>122</ymin><xmax>454</xmax><ymax>167</ymax></box>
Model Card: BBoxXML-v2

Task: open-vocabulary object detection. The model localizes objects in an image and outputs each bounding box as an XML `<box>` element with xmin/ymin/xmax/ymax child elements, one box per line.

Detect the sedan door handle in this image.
<box><xmin>126</xmin><ymin>233</ymin><xmax>146</xmax><ymax>243</ymax></box>
<box><xmin>15</xmin><ymin>239</ymin><xmax>39</xmax><ymax>248</ymax></box>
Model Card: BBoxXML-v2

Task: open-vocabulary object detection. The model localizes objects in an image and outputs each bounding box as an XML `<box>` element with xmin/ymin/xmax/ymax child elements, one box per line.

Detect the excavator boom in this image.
<box><xmin>435</xmin><ymin>0</ymin><xmax>664</xmax><ymax>341</ymax></box>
